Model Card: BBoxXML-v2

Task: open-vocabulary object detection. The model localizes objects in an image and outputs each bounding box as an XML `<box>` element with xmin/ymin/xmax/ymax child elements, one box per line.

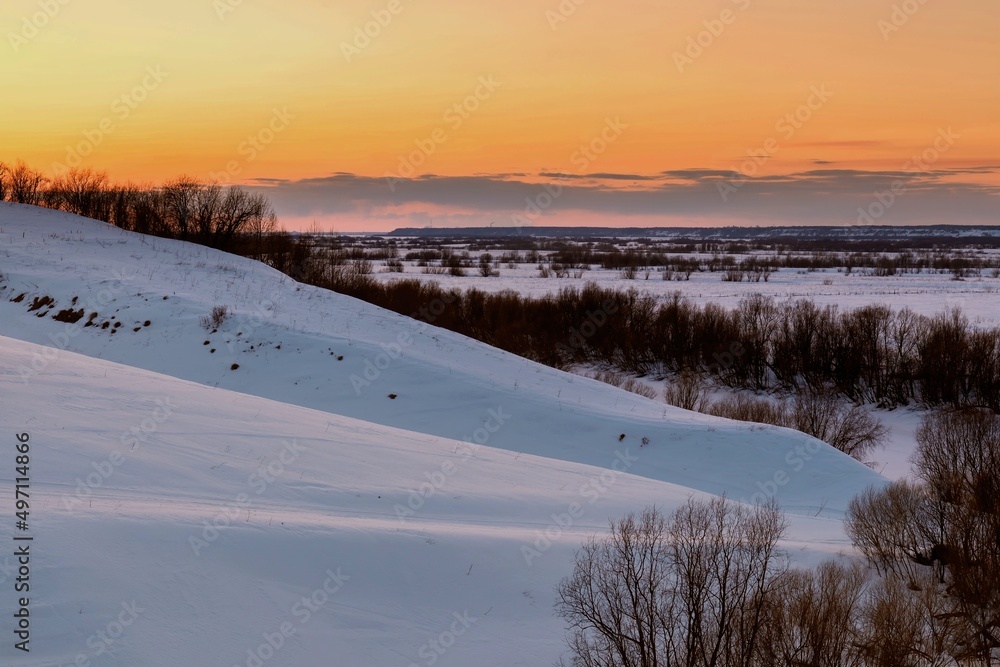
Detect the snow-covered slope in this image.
<box><xmin>0</xmin><ymin>203</ymin><xmax>884</xmax><ymax>665</ymax></box>
<box><xmin>0</xmin><ymin>336</ymin><xmax>853</xmax><ymax>667</ymax></box>
<box><xmin>0</xmin><ymin>203</ymin><xmax>882</xmax><ymax>514</ymax></box>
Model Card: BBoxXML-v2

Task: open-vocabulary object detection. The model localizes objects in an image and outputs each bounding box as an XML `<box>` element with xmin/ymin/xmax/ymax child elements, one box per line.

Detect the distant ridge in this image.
<box><xmin>388</xmin><ymin>224</ymin><xmax>1000</xmax><ymax>241</ymax></box>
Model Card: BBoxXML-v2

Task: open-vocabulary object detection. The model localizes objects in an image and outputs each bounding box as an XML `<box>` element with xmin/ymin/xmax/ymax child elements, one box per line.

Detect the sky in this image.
<box><xmin>3</xmin><ymin>0</ymin><xmax>999</xmax><ymax>231</ymax></box>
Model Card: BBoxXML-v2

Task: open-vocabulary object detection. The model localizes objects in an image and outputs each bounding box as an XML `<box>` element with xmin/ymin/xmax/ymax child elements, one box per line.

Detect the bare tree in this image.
<box><xmin>846</xmin><ymin>480</ymin><xmax>947</xmax><ymax>584</ymax></box>
<box><xmin>192</xmin><ymin>182</ymin><xmax>222</xmax><ymax>244</ymax></box>
<box><xmin>790</xmin><ymin>389</ymin><xmax>887</xmax><ymax>462</ymax></box>
<box><xmin>556</xmin><ymin>507</ymin><xmax>673</xmax><ymax>667</ymax></box>
<box><xmin>847</xmin><ymin>409</ymin><xmax>1000</xmax><ymax>665</ymax></box>
<box><xmin>556</xmin><ymin>498</ymin><xmax>787</xmax><ymax>667</ymax></box>
<box><xmin>914</xmin><ymin>409</ymin><xmax>1000</xmax><ymax>664</ymax></box>
<box><xmin>6</xmin><ymin>160</ymin><xmax>46</xmax><ymax>204</ymax></box>
<box><xmin>213</xmin><ymin>187</ymin><xmax>272</xmax><ymax>250</ymax></box>
<box><xmin>243</xmin><ymin>209</ymin><xmax>278</xmax><ymax>261</ymax></box>
<box><xmin>758</xmin><ymin>560</ymin><xmax>867</xmax><ymax>667</ymax></box>
<box><xmin>162</xmin><ymin>176</ymin><xmax>203</xmax><ymax>240</ymax></box>
<box><xmin>854</xmin><ymin>572</ymin><xmax>958</xmax><ymax>667</ymax></box>
<box><xmin>733</xmin><ymin>294</ymin><xmax>779</xmax><ymax>389</ymax></box>
<box><xmin>48</xmin><ymin>168</ymin><xmax>109</xmax><ymax>218</ymax></box>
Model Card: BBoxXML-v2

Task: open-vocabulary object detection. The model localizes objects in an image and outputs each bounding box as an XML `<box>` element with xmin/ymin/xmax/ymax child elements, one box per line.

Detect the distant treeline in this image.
<box><xmin>545</xmin><ymin>246</ymin><xmax>998</xmax><ymax>278</ymax></box>
<box><xmin>420</xmin><ymin>235</ymin><xmax>1000</xmax><ymax>275</ymax></box>
<box><xmin>278</xmin><ymin>243</ymin><xmax>1000</xmax><ymax>411</ymax></box>
<box><xmin>308</xmin><ymin>237</ymin><xmax>1000</xmax><ymax>279</ymax></box>
<box><xmin>0</xmin><ymin>160</ymin><xmax>275</xmax><ymax>255</ymax></box>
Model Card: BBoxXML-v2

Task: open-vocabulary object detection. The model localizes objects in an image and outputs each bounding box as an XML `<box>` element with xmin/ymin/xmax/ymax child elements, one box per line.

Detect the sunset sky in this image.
<box><xmin>4</xmin><ymin>0</ymin><xmax>999</xmax><ymax>231</ymax></box>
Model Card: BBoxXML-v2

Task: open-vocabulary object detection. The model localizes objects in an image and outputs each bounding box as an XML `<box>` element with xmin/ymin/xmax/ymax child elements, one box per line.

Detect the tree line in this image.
<box><xmin>278</xmin><ymin>243</ymin><xmax>1000</xmax><ymax>412</ymax></box>
<box><xmin>0</xmin><ymin>160</ymin><xmax>276</xmax><ymax>255</ymax></box>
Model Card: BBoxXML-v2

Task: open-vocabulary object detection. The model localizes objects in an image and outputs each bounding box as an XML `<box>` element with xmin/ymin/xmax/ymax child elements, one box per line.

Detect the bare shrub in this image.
<box><xmin>854</xmin><ymin>571</ymin><xmax>959</xmax><ymax>667</ymax></box>
<box><xmin>478</xmin><ymin>254</ymin><xmax>496</xmax><ymax>277</ymax></box>
<box><xmin>699</xmin><ymin>390</ymin><xmax>884</xmax><ymax>462</ymax></box>
<box><xmin>591</xmin><ymin>369</ymin><xmax>626</xmax><ymax>388</ymax></box>
<box><xmin>351</xmin><ymin>258</ymin><xmax>373</xmax><ymax>276</ymax></box>
<box><xmin>556</xmin><ymin>499</ymin><xmax>787</xmax><ymax>667</ymax></box>
<box><xmin>706</xmin><ymin>394</ymin><xmax>789</xmax><ymax>428</ymax></box>
<box><xmin>620</xmin><ymin>378</ymin><xmax>657</xmax><ymax>399</ymax></box>
<box><xmin>790</xmin><ymin>390</ymin><xmax>887</xmax><ymax>461</ymax></box>
<box><xmin>664</xmin><ymin>371</ymin><xmax>709</xmax><ymax>411</ymax></box>
<box><xmin>913</xmin><ymin>408</ymin><xmax>1000</xmax><ymax>510</ymax></box>
<box><xmin>722</xmin><ymin>269</ymin><xmax>744</xmax><ymax>282</ymax></box>
<box><xmin>759</xmin><ymin>560</ymin><xmax>867</xmax><ymax>667</ymax></box>
<box><xmin>592</xmin><ymin>370</ymin><xmax>658</xmax><ymax>400</ymax></box>
<box><xmin>200</xmin><ymin>305</ymin><xmax>229</xmax><ymax>330</ymax></box>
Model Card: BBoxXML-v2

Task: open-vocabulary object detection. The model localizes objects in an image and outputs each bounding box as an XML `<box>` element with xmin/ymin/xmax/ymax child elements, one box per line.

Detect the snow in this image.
<box><xmin>0</xmin><ymin>202</ymin><xmax>883</xmax><ymax>666</ymax></box>
<box><xmin>370</xmin><ymin>257</ymin><xmax>1000</xmax><ymax>327</ymax></box>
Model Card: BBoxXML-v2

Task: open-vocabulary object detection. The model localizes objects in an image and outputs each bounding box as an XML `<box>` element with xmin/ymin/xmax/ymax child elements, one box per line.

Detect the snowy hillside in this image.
<box><xmin>0</xmin><ymin>203</ymin><xmax>881</xmax><ymax>511</ymax></box>
<box><xmin>0</xmin><ymin>203</ymin><xmax>884</xmax><ymax>665</ymax></box>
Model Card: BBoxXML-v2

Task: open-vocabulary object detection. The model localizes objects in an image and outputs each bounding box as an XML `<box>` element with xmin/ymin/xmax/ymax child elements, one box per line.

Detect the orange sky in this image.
<box><xmin>4</xmin><ymin>0</ymin><xmax>999</xmax><ymax>230</ymax></box>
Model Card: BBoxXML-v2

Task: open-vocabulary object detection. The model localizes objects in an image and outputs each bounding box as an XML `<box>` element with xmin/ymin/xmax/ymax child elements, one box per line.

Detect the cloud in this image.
<box><xmin>250</xmin><ymin>167</ymin><xmax>1000</xmax><ymax>231</ymax></box>
<box><xmin>537</xmin><ymin>172</ymin><xmax>661</xmax><ymax>181</ymax></box>
<box><xmin>793</xmin><ymin>140</ymin><xmax>892</xmax><ymax>148</ymax></box>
